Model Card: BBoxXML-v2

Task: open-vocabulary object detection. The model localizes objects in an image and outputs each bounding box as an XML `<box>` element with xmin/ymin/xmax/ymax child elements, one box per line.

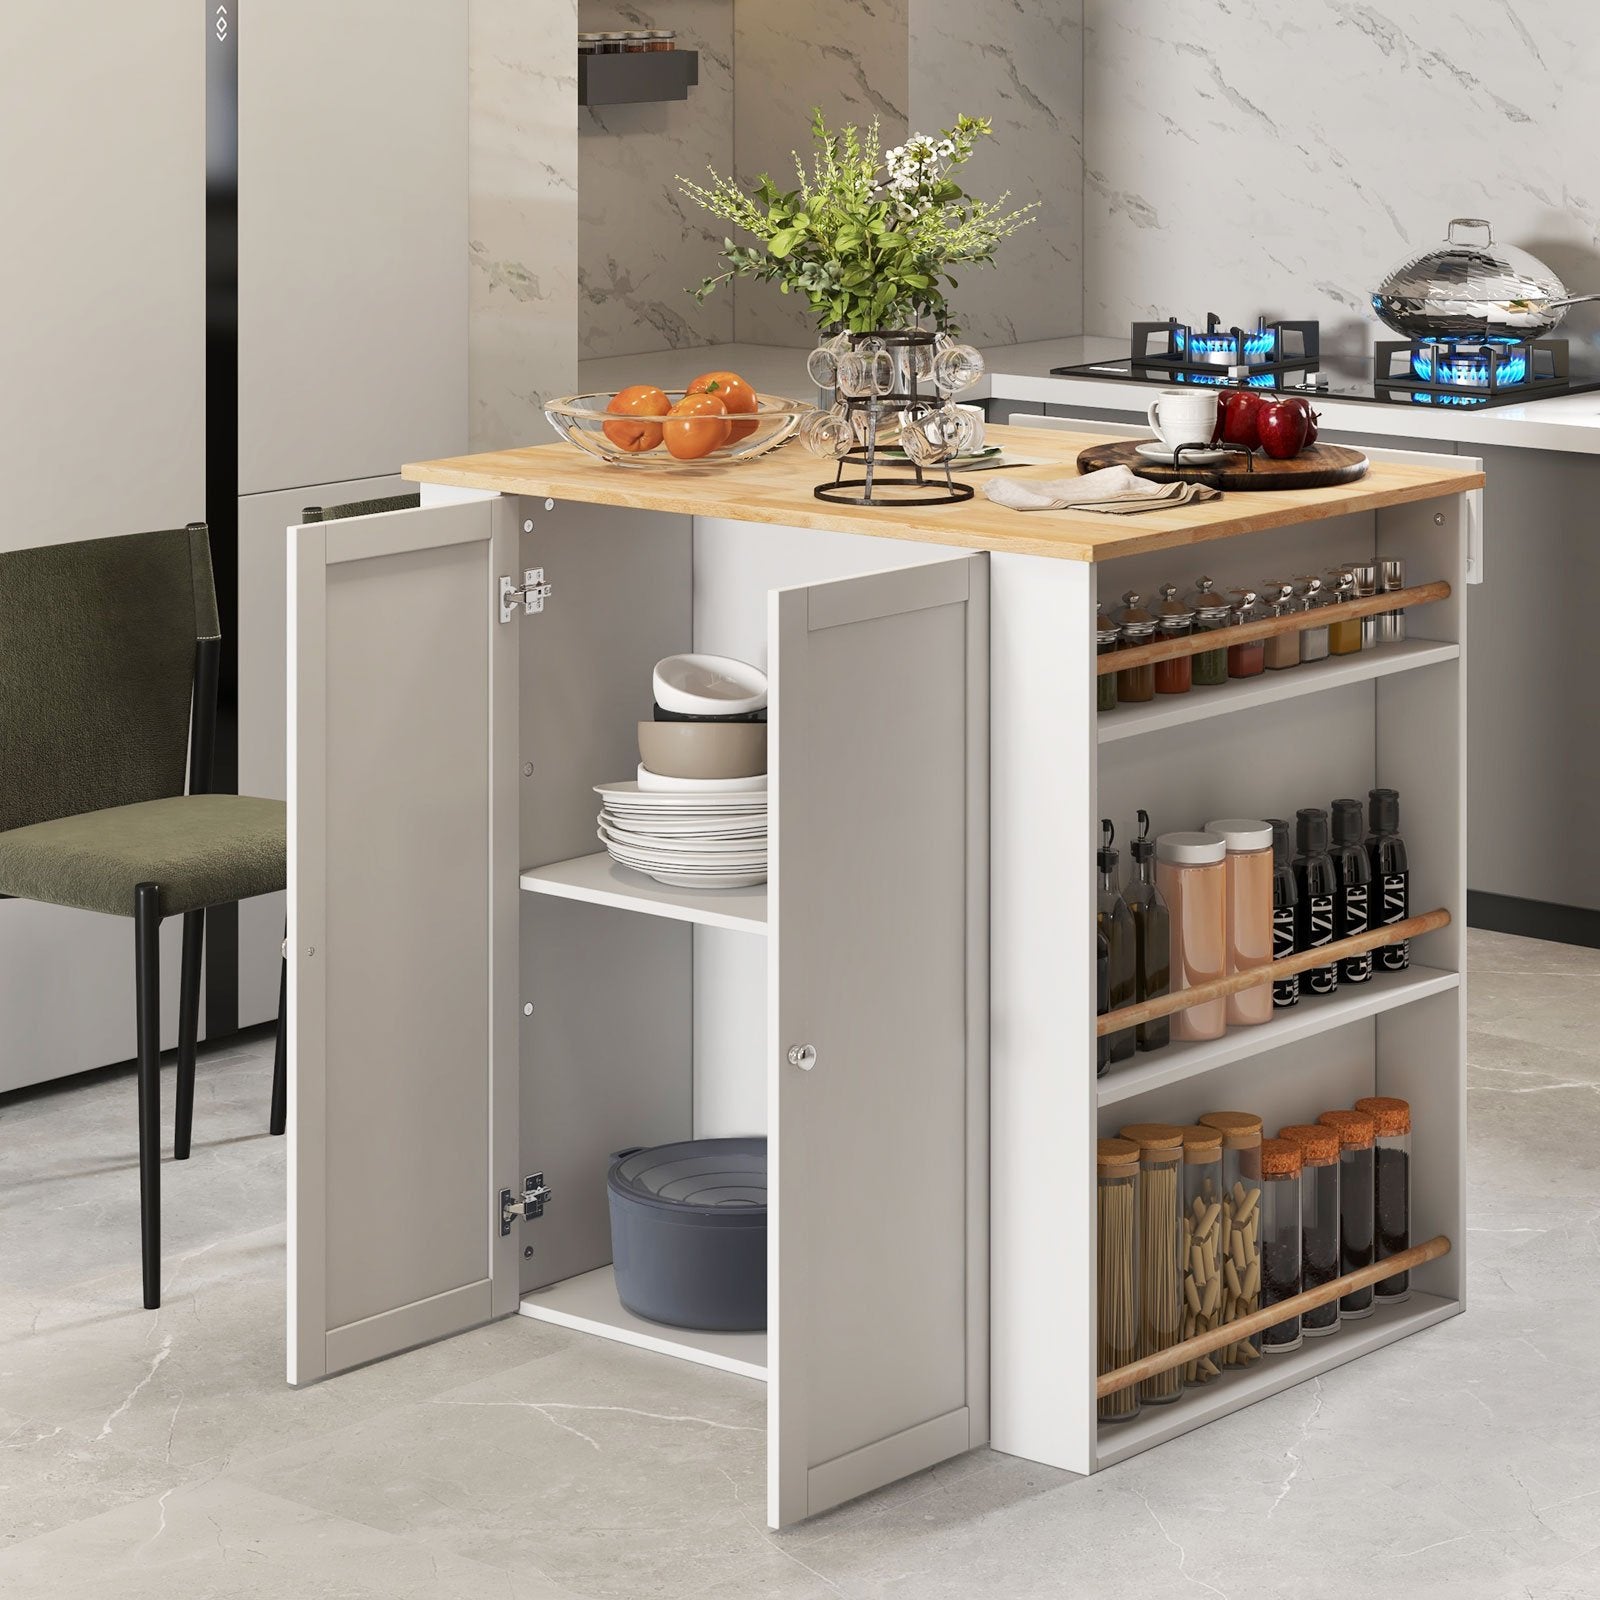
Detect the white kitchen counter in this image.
<box><xmin>579</xmin><ymin>337</ymin><xmax>1600</xmax><ymax>456</ymax></box>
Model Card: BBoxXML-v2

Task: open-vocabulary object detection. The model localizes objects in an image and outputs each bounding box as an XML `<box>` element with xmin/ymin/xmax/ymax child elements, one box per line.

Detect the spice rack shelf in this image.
<box><xmin>1094</xmin><ymin>1290</ymin><xmax>1459</xmax><ymax>1467</ymax></box>
<box><xmin>1097</xmin><ymin>964</ymin><xmax>1460</xmax><ymax>1107</ymax></box>
<box><xmin>519</xmin><ymin>1266</ymin><xmax>767</xmax><ymax>1382</ymax></box>
<box><xmin>520</xmin><ymin>852</ymin><xmax>767</xmax><ymax>934</ymax></box>
<box><xmin>579</xmin><ymin>49</ymin><xmax>699</xmax><ymax>107</ymax></box>
<box><xmin>1098</xmin><ymin>640</ymin><xmax>1459</xmax><ymax>745</ymax></box>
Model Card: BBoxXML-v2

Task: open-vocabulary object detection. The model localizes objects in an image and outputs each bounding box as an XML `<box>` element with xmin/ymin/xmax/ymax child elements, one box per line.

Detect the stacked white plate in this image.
<box><xmin>595</xmin><ymin>777</ymin><xmax>767</xmax><ymax>889</ymax></box>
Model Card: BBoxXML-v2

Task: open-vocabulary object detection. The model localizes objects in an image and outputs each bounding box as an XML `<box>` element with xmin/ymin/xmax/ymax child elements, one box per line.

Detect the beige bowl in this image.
<box><xmin>637</xmin><ymin>719</ymin><xmax>767</xmax><ymax>780</ymax></box>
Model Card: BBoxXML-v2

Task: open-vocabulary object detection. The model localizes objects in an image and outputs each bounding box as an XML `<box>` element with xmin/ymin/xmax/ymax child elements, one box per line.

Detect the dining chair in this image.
<box><xmin>0</xmin><ymin>523</ymin><xmax>286</xmax><ymax>1308</ymax></box>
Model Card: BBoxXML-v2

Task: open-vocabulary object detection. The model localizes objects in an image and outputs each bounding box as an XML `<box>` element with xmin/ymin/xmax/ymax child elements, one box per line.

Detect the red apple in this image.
<box><xmin>1215</xmin><ymin>388</ymin><xmax>1268</xmax><ymax>450</ymax></box>
<box><xmin>1256</xmin><ymin>397</ymin><xmax>1311</xmax><ymax>459</ymax></box>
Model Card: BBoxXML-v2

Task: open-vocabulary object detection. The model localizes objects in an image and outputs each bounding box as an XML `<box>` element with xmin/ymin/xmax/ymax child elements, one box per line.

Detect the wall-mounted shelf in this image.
<box><xmin>580</xmin><ymin>50</ymin><xmax>699</xmax><ymax>107</ymax></box>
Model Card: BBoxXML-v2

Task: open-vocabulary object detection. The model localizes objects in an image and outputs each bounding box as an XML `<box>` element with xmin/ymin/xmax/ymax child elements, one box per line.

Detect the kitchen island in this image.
<box><xmin>286</xmin><ymin>427</ymin><xmax>1478</xmax><ymax>1524</ymax></box>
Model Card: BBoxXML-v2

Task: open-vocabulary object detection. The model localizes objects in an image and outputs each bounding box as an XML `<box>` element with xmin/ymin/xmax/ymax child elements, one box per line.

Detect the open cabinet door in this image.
<box><xmin>288</xmin><ymin>498</ymin><xmax>520</xmax><ymax>1384</ymax></box>
<box><xmin>769</xmin><ymin>555</ymin><xmax>989</xmax><ymax>1527</ymax></box>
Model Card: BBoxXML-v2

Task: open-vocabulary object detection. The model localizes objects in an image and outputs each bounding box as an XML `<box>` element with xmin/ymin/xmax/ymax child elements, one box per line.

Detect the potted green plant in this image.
<box><xmin>677</xmin><ymin>110</ymin><xmax>1037</xmax><ymax>336</ymax></box>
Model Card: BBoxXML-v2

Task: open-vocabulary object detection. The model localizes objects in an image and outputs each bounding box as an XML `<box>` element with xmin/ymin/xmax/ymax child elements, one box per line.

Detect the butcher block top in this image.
<box><xmin>404</xmin><ymin>424</ymin><xmax>1484</xmax><ymax>563</ymax></box>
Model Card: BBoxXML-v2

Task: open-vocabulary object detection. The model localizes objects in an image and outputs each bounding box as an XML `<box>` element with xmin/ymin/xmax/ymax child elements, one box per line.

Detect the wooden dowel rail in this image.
<box><xmin>1097</xmin><ymin>907</ymin><xmax>1450</xmax><ymax>1036</ymax></box>
<box><xmin>1097</xmin><ymin>1234</ymin><xmax>1451</xmax><ymax>1397</ymax></box>
<box><xmin>1099</xmin><ymin>579</ymin><xmax>1452</xmax><ymax>674</ymax></box>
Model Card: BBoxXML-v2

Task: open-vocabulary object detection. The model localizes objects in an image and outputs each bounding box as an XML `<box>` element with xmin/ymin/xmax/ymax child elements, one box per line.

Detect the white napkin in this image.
<box><xmin>983</xmin><ymin>463</ymin><xmax>1221</xmax><ymax>515</ymax></box>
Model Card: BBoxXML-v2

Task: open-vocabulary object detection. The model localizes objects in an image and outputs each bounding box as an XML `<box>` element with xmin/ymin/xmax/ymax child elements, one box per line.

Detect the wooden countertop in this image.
<box><xmin>404</xmin><ymin>425</ymin><xmax>1485</xmax><ymax>563</ymax></box>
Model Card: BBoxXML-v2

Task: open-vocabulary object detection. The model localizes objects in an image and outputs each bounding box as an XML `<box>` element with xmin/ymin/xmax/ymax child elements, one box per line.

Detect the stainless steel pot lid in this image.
<box><xmin>609</xmin><ymin>1137</ymin><xmax>767</xmax><ymax>1212</ymax></box>
<box><xmin>1371</xmin><ymin>217</ymin><xmax>1598</xmax><ymax>339</ymax></box>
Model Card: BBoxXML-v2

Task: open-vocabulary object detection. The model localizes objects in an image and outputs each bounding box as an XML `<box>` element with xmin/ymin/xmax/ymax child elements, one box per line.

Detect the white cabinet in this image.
<box><xmin>288</xmin><ymin>497</ymin><xmax>990</xmax><ymax>1527</ymax></box>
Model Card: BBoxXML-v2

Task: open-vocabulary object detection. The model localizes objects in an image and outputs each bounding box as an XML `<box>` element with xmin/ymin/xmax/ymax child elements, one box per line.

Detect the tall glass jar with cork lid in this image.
<box><xmin>1356</xmin><ymin>1096</ymin><xmax>1412</xmax><ymax>1304</ymax></box>
<box><xmin>1198</xmin><ymin>1111</ymin><xmax>1263</xmax><ymax>1366</ymax></box>
<box><xmin>1179</xmin><ymin>1125</ymin><xmax>1226</xmax><ymax>1387</ymax></box>
<box><xmin>1259</xmin><ymin>1138</ymin><xmax>1304</xmax><ymax>1352</ymax></box>
<box><xmin>1319</xmin><ymin>1108</ymin><xmax>1377</xmax><ymax>1318</ymax></box>
<box><xmin>1278</xmin><ymin>1123</ymin><xmax>1341</xmax><ymax>1336</ymax></box>
<box><xmin>1097</xmin><ymin>1138</ymin><xmax>1141</xmax><ymax>1423</ymax></box>
<box><xmin>1118</xmin><ymin>1124</ymin><xmax>1185</xmax><ymax>1406</ymax></box>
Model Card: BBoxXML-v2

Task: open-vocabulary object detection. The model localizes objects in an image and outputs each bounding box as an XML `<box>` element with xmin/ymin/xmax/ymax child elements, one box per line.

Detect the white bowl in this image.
<box><xmin>652</xmin><ymin>653</ymin><xmax>768</xmax><ymax>717</ymax></box>
<box><xmin>636</xmin><ymin>763</ymin><xmax>768</xmax><ymax>793</ymax></box>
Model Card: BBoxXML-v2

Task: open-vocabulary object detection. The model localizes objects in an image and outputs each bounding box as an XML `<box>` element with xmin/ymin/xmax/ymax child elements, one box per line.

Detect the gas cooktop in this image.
<box><xmin>1050</xmin><ymin>314</ymin><xmax>1600</xmax><ymax>409</ymax></box>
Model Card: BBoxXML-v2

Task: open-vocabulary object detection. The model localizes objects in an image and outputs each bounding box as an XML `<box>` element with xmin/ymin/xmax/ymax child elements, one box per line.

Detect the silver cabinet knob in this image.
<box><xmin>787</xmin><ymin>1044</ymin><xmax>817</xmax><ymax>1071</ymax></box>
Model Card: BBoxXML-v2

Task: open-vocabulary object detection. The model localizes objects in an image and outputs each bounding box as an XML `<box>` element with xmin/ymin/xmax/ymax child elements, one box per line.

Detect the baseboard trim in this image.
<box><xmin>1467</xmin><ymin>891</ymin><xmax>1600</xmax><ymax>950</ymax></box>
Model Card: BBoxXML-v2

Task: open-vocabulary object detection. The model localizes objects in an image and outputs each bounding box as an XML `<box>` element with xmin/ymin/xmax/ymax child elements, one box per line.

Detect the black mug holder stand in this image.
<box><xmin>813</xmin><ymin>332</ymin><xmax>976</xmax><ymax>508</ymax></box>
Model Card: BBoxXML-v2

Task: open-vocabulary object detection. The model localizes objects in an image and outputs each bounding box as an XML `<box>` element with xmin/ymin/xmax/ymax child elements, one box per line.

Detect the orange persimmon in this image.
<box><xmin>603</xmin><ymin>384</ymin><xmax>671</xmax><ymax>452</ymax></box>
<box><xmin>663</xmin><ymin>392</ymin><xmax>731</xmax><ymax>459</ymax></box>
<box><xmin>687</xmin><ymin>371</ymin><xmax>758</xmax><ymax>441</ymax></box>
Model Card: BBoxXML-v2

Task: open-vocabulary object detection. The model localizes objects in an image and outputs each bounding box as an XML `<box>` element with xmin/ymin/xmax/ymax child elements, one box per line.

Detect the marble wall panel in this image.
<box><xmin>732</xmin><ymin>0</ymin><xmax>912</xmax><ymax>346</ymax></box>
<box><xmin>469</xmin><ymin>0</ymin><xmax>579</xmax><ymax>448</ymax></box>
<box><xmin>908</xmin><ymin>0</ymin><xmax>1084</xmax><ymax>345</ymax></box>
<box><xmin>578</xmin><ymin>0</ymin><xmax>736</xmax><ymax>358</ymax></box>
<box><xmin>1083</xmin><ymin>1</ymin><xmax>1600</xmax><ymax>365</ymax></box>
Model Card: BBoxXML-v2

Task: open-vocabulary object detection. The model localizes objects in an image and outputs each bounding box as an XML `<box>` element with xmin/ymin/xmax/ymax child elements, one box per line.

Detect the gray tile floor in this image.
<box><xmin>1</xmin><ymin>928</ymin><xmax>1597</xmax><ymax>1598</ymax></box>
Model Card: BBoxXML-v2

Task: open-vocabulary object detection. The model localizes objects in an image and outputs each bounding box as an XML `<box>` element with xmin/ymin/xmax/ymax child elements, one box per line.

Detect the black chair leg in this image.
<box><xmin>270</xmin><ymin>946</ymin><xmax>287</xmax><ymax>1138</ymax></box>
<box><xmin>174</xmin><ymin>909</ymin><xmax>204</xmax><ymax>1160</ymax></box>
<box><xmin>135</xmin><ymin>883</ymin><xmax>163</xmax><ymax>1311</ymax></box>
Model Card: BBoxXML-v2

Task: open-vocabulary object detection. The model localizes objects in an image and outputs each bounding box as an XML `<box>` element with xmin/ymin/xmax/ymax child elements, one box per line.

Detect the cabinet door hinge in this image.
<box><xmin>499</xmin><ymin>568</ymin><xmax>552</xmax><ymax>623</ymax></box>
<box><xmin>500</xmin><ymin>1173</ymin><xmax>553</xmax><ymax>1235</ymax></box>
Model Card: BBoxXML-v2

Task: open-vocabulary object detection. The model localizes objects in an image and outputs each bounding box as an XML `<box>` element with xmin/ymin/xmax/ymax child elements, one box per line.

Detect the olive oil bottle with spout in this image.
<box><xmin>1124</xmin><ymin>810</ymin><xmax>1171</xmax><ymax>1053</ymax></box>
<box><xmin>1097</xmin><ymin>820</ymin><xmax>1137</xmax><ymax>1066</ymax></box>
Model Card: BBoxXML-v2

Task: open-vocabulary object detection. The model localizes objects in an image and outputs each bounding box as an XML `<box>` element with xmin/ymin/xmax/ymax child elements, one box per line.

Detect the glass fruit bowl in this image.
<box><xmin>545</xmin><ymin>391</ymin><xmax>807</xmax><ymax>467</ymax></box>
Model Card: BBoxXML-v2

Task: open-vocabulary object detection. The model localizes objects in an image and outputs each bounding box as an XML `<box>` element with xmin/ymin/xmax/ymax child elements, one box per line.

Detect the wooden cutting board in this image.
<box><xmin>1077</xmin><ymin>438</ymin><xmax>1370</xmax><ymax>492</ymax></box>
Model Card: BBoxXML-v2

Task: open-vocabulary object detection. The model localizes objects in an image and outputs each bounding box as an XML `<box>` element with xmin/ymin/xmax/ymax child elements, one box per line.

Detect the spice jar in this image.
<box><xmin>1279</xmin><ymin>1124</ymin><xmax>1341</xmax><ymax>1336</ymax></box>
<box><xmin>1114</xmin><ymin>591</ymin><xmax>1158</xmax><ymax>704</ymax></box>
<box><xmin>1375</xmin><ymin>556</ymin><xmax>1406</xmax><ymax>645</ymax></box>
<box><xmin>1259</xmin><ymin>1138</ymin><xmax>1304</xmax><ymax>1352</ymax></box>
<box><xmin>593</xmin><ymin>31</ymin><xmax>627</xmax><ymax>52</ymax></box>
<box><xmin>1096</xmin><ymin>605</ymin><xmax>1119</xmax><ymax>713</ymax></box>
<box><xmin>1350</xmin><ymin>561</ymin><xmax>1379</xmax><ymax>649</ymax></box>
<box><xmin>1187</xmin><ymin>576</ymin><xmax>1231</xmax><ymax>687</ymax></box>
<box><xmin>1205</xmin><ymin>818</ymin><xmax>1274</xmax><ymax>1027</ymax></box>
<box><xmin>644</xmin><ymin>29</ymin><xmax>676</xmax><ymax>49</ymax></box>
<box><xmin>578</xmin><ymin>31</ymin><xmax>603</xmax><ymax>54</ymax></box>
<box><xmin>1198</xmin><ymin>1111</ymin><xmax>1263</xmax><ymax>1366</ymax></box>
<box><xmin>1356</xmin><ymin>1096</ymin><xmax>1411</xmax><ymax>1303</ymax></box>
<box><xmin>1156</xmin><ymin>831</ymin><xmax>1228</xmax><ymax>1042</ymax></box>
<box><xmin>1152</xmin><ymin>583</ymin><xmax>1195</xmax><ymax>696</ymax></box>
<box><xmin>1327</xmin><ymin>568</ymin><xmax>1362</xmax><ymax>655</ymax></box>
<box><xmin>1118</xmin><ymin>1123</ymin><xmax>1185</xmax><ymax>1406</ymax></box>
<box><xmin>1318</xmin><ymin>1109</ymin><xmax>1376</xmax><ymax>1318</ymax></box>
<box><xmin>1126</xmin><ymin>811</ymin><xmax>1171</xmax><ymax>1055</ymax></box>
<box><xmin>1179</xmin><ymin>1125</ymin><xmax>1226</xmax><ymax>1388</ymax></box>
<box><xmin>1263</xmin><ymin>581</ymin><xmax>1301</xmax><ymax>671</ymax></box>
<box><xmin>1097</xmin><ymin>1138</ymin><xmax>1142</xmax><ymax>1423</ymax></box>
<box><xmin>1295</xmin><ymin>575</ymin><xmax>1331</xmax><ymax>662</ymax></box>
<box><xmin>621</xmin><ymin>30</ymin><xmax>653</xmax><ymax>51</ymax></box>
<box><xmin>1226</xmin><ymin>588</ymin><xmax>1266</xmax><ymax>678</ymax></box>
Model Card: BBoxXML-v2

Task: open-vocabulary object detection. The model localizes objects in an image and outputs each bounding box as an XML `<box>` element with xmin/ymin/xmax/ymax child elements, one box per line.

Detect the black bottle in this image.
<box><xmin>1096</xmin><ymin>926</ymin><xmax>1110</xmax><ymax>1077</ymax></box>
<box><xmin>1266</xmin><ymin>818</ymin><xmax>1300</xmax><ymax>1008</ymax></box>
<box><xmin>1365</xmin><ymin>788</ymin><xmax>1410</xmax><ymax>970</ymax></box>
<box><xmin>1293</xmin><ymin>808</ymin><xmax>1339</xmax><ymax>996</ymax></box>
<box><xmin>1330</xmin><ymin>798</ymin><xmax>1373</xmax><ymax>984</ymax></box>
<box><xmin>1096</xmin><ymin>820</ymin><xmax>1137</xmax><ymax>1064</ymax></box>
<box><xmin>1125</xmin><ymin>810</ymin><xmax>1171</xmax><ymax>1054</ymax></box>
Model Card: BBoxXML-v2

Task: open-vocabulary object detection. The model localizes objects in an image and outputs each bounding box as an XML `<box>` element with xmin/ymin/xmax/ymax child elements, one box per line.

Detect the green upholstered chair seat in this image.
<box><xmin>0</xmin><ymin>795</ymin><xmax>285</xmax><ymax>918</ymax></box>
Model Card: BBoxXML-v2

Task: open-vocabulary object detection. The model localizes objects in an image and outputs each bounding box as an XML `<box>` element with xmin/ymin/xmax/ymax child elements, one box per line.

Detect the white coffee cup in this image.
<box><xmin>1147</xmin><ymin>389</ymin><xmax>1219</xmax><ymax>451</ymax></box>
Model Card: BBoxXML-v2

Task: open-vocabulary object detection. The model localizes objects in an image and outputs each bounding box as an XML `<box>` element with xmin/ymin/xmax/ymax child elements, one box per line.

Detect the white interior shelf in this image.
<box><xmin>1097</xmin><ymin>640</ymin><xmax>1460</xmax><ymax>744</ymax></box>
<box><xmin>1094</xmin><ymin>1291</ymin><xmax>1459</xmax><ymax>1467</ymax></box>
<box><xmin>518</xmin><ymin>1266</ymin><xmax>768</xmax><ymax>1382</ymax></box>
<box><xmin>520</xmin><ymin>852</ymin><xmax>768</xmax><ymax>934</ymax></box>
<box><xmin>1097</xmin><ymin>965</ymin><xmax>1461</xmax><ymax>1106</ymax></box>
